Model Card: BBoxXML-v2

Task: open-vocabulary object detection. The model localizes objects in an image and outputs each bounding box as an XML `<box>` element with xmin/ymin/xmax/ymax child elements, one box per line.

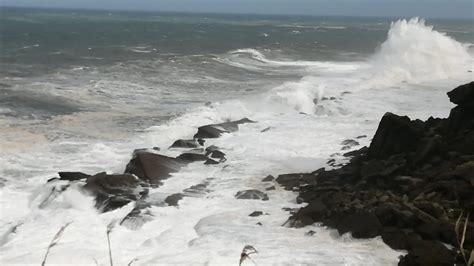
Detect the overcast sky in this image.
<box><xmin>1</xmin><ymin>0</ymin><xmax>473</xmax><ymax>19</ymax></box>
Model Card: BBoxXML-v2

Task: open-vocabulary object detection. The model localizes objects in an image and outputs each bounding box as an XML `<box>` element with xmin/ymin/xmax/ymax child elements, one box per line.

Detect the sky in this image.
<box><xmin>0</xmin><ymin>0</ymin><xmax>473</xmax><ymax>19</ymax></box>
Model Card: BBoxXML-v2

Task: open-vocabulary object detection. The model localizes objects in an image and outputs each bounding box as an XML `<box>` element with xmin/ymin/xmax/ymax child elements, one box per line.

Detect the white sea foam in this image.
<box><xmin>1</xmin><ymin>18</ymin><xmax>473</xmax><ymax>265</ymax></box>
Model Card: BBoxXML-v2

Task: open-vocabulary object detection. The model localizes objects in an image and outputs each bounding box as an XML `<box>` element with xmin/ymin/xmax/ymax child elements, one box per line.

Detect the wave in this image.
<box><xmin>370</xmin><ymin>18</ymin><xmax>472</xmax><ymax>84</ymax></box>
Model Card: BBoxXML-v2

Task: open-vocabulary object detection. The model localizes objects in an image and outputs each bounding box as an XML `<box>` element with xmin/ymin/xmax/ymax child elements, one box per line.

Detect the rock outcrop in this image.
<box><xmin>278</xmin><ymin>82</ymin><xmax>474</xmax><ymax>265</ymax></box>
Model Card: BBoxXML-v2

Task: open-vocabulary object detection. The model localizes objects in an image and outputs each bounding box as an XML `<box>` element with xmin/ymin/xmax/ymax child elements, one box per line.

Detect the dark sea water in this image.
<box><xmin>1</xmin><ymin>8</ymin><xmax>473</xmax><ymax>143</ymax></box>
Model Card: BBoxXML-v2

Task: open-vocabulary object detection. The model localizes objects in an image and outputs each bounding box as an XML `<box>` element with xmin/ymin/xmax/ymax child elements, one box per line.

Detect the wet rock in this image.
<box><xmin>235</xmin><ymin>190</ymin><xmax>269</xmax><ymax>201</ymax></box>
<box><xmin>209</xmin><ymin>150</ymin><xmax>226</xmax><ymax>160</ymax></box>
<box><xmin>265</xmin><ymin>186</ymin><xmax>276</xmax><ymax>191</ymax></box>
<box><xmin>176</xmin><ymin>153</ymin><xmax>208</xmax><ymax>162</ymax></box>
<box><xmin>368</xmin><ymin>112</ymin><xmax>422</xmax><ymax>159</ymax></box>
<box><xmin>183</xmin><ymin>181</ymin><xmax>211</xmax><ymax>197</ymax></box>
<box><xmin>341</xmin><ymin>139</ymin><xmax>360</xmax><ymax>149</ymax></box>
<box><xmin>84</xmin><ymin>172</ymin><xmax>148</xmax><ymax>212</ymax></box>
<box><xmin>337</xmin><ymin>212</ymin><xmax>382</xmax><ymax>238</ymax></box>
<box><xmin>249</xmin><ymin>211</ymin><xmax>264</xmax><ymax>217</ymax></box>
<box><xmin>193</xmin><ymin>118</ymin><xmax>255</xmax><ymax>139</ymax></box>
<box><xmin>169</xmin><ymin>139</ymin><xmax>200</xmax><ymax>149</ymax></box>
<box><xmin>204</xmin><ymin>159</ymin><xmax>219</xmax><ymax>165</ymax></box>
<box><xmin>262</xmin><ymin>175</ymin><xmax>275</xmax><ymax>182</ymax></box>
<box><xmin>124</xmin><ymin>150</ymin><xmax>185</xmax><ymax>186</ymax></box>
<box><xmin>447</xmin><ymin>81</ymin><xmax>474</xmax><ymax>106</ymax></box>
<box><xmin>165</xmin><ymin>193</ymin><xmax>184</xmax><ymax>206</ymax></box>
<box><xmin>305</xmin><ymin>230</ymin><xmax>316</xmax><ymax>236</ymax></box>
<box><xmin>119</xmin><ymin>202</ymin><xmax>154</xmax><ymax>230</ymax></box>
<box><xmin>58</xmin><ymin>171</ymin><xmax>90</xmax><ymax>181</ymax></box>
<box><xmin>356</xmin><ymin>135</ymin><xmax>367</xmax><ymax>139</ymax></box>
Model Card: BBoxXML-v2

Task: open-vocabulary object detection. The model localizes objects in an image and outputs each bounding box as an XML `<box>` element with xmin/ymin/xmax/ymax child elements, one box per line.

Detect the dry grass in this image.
<box><xmin>41</xmin><ymin>222</ymin><xmax>72</xmax><ymax>266</ymax></box>
<box><xmin>455</xmin><ymin>212</ymin><xmax>473</xmax><ymax>265</ymax></box>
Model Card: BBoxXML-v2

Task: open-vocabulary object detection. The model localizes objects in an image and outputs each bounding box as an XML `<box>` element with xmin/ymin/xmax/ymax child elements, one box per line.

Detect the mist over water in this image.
<box><xmin>0</xmin><ymin>8</ymin><xmax>473</xmax><ymax>265</ymax></box>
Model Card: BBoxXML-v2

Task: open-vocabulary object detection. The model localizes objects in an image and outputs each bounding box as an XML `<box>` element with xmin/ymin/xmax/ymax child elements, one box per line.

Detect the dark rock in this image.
<box><xmin>343</xmin><ymin>146</ymin><xmax>368</xmax><ymax>157</ymax></box>
<box><xmin>169</xmin><ymin>139</ymin><xmax>200</xmax><ymax>149</ymax></box>
<box><xmin>447</xmin><ymin>81</ymin><xmax>474</xmax><ymax>106</ymax></box>
<box><xmin>165</xmin><ymin>193</ymin><xmax>184</xmax><ymax>206</ymax></box>
<box><xmin>262</xmin><ymin>175</ymin><xmax>275</xmax><ymax>182</ymax></box>
<box><xmin>249</xmin><ymin>211</ymin><xmax>264</xmax><ymax>217</ymax></box>
<box><xmin>84</xmin><ymin>172</ymin><xmax>147</xmax><ymax>212</ymax></box>
<box><xmin>305</xmin><ymin>230</ymin><xmax>316</xmax><ymax>236</ymax></box>
<box><xmin>193</xmin><ymin>118</ymin><xmax>255</xmax><ymax>139</ymax></box>
<box><xmin>119</xmin><ymin>202</ymin><xmax>153</xmax><ymax>230</ymax></box>
<box><xmin>337</xmin><ymin>212</ymin><xmax>382</xmax><ymax>238</ymax></box>
<box><xmin>341</xmin><ymin>139</ymin><xmax>360</xmax><ymax>147</ymax></box>
<box><xmin>261</xmin><ymin>127</ymin><xmax>271</xmax><ymax>132</ymax></box>
<box><xmin>256</xmin><ymin>222</ymin><xmax>263</xmax><ymax>226</ymax></box>
<box><xmin>124</xmin><ymin>150</ymin><xmax>185</xmax><ymax>186</ymax></box>
<box><xmin>176</xmin><ymin>153</ymin><xmax>208</xmax><ymax>162</ymax></box>
<box><xmin>265</xmin><ymin>186</ymin><xmax>276</xmax><ymax>191</ymax></box>
<box><xmin>368</xmin><ymin>112</ymin><xmax>422</xmax><ymax>159</ymax></box>
<box><xmin>204</xmin><ymin>159</ymin><xmax>219</xmax><ymax>165</ymax></box>
<box><xmin>183</xmin><ymin>181</ymin><xmax>211</xmax><ymax>196</ymax></box>
<box><xmin>356</xmin><ymin>135</ymin><xmax>367</xmax><ymax>139</ymax></box>
<box><xmin>235</xmin><ymin>190</ymin><xmax>269</xmax><ymax>201</ymax></box>
<box><xmin>58</xmin><ymin>172</ymin><xmax>90</xmax><ymax>181</ymax></box>
<box><xmin>209</xmin><ymin>150</ymin><xmax>226</xmax><ymax>160</ymax></box>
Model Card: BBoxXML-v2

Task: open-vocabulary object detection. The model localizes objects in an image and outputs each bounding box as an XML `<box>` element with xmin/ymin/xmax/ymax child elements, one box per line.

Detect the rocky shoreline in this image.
<box><xmin>42</xmin><ymin>82</ymin><xmax>473</xmax><ymax>265</ymax></box>
<box><xmin>276</xmin><ymin>82</ymin><xmax>474</xmax><ymax>265</ymax></box>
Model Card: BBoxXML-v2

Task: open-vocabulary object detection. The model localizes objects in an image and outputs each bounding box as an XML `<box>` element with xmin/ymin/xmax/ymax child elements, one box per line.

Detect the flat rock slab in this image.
<box><xmin>58</xmin><ymin>171</ymin><xmax>90</xmax><ymax>181</ymax></box>
<box><xmin>194</xmin><ymin>118</ymin><xmax>255</xmax><ymax>139</ymax></box>
<box><xmin>235</xmin><ymin>189</ymin><xmax>269</xmax><ymax>201</ymax></box>
<box><xmin>125</xmin><ymin>150</ymin><xmax>186</xmax><ymax>186</ymax></box>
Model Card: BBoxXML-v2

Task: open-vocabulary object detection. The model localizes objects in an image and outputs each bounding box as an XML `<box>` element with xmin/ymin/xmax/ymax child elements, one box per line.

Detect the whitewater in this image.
<box><xmin>1</xmin><ymin>18</ymin><xmax>473</xmax><ymax>265</ymax></box>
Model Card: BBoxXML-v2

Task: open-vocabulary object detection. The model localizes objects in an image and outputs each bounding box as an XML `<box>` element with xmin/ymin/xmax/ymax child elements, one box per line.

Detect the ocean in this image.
<box><xmin>0</xmin><ymin>7</ymin><xmax>473</xmax><ymax>265</ymax></box>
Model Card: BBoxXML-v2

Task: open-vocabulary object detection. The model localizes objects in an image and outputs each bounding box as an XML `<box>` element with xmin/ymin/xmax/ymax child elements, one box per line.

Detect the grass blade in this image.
<box><xmin>41</xmin><ymin>222</ymin><xmax>72</xmax><ymax>266</ymax></box>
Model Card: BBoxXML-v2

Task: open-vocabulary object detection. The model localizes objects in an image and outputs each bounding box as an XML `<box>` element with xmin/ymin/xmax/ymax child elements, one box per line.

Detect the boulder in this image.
<box><xmin>249</xmin><ymin>211</ymin><xmax>264</xmax><ymax>217</ymax></box>
<box><xmin>84</xmin><ymin>172</ymin><xmax>148</xmax><ymax>212</ymax></box>
<box><xmin>176</xmin><ymin>153</ymin><xmax>208</xmax><ymax>162</ymax></box>
<box><xmin>169</xmin><ymin>139</ymin><xmax>201</xmax><ymax>149</ymax></box>
<box><xmin>165</xmin><ymin>193</ymin><xmax>184</xmax><ymax>206</ymax></box>
<box><xmin>337</xmin><ymin>212</ymin><xmax>382</xmax><ymax>238</ymax></box>
<box><xmin>193</xmin><ymin>118</ymin><xmax>255</xmax><ymax>139</ymax></box>
<box><xmin>58</xmin><ymin>172</ymin><xmax>90</xmax><ymax>181</ymax></box>
<box><xmin>235</xmin><ymin>190</ymin><xmax>269</xmax><ymax>201</ymax></box>
<box><xmin>368</xmin><ymin>113</ymin><xmax>422</xmax><ymax>159</ymax></box>
<box><xmin>262</xmin><ymin>175</ymin><xmax>275</xmax><ymax>182</ymax></box>
<box><xmin>124</xmin><ymin>150</ymin><xmax>185</xmax><ymax>186</ymax></box>
<box><xmin>447</xmin><ymin>81</ymin><xmax>474</xmax><ymax>106</ymax></box>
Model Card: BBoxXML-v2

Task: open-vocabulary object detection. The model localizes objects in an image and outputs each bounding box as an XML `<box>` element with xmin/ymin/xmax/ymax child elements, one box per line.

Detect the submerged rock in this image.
<box><xmin>119</xmin><ymin>202</ymin><xmax>154</xmax><ymax>230</ymax></box>
<box><xmin>84</xmin><ymin>172</ymin><xmax>148</xmax><ymax>212</ymax></box>
<box><xmin>235</xmin><ymin>190</ymin><xmax>269</xmax><ymax>201</ymax></box>
<box><xmin>193</xmin><ymin>118</ymin><xmax>255</xmax><ymax>139</ymax></box>
<box><xmin>165</xmin><ymin>193</ymin><xmax>184</xmax><ymax>206</ymax></box>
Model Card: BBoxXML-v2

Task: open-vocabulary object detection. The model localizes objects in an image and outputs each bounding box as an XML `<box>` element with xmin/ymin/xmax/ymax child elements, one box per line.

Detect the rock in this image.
<box><xmin>265</xmin><ymin>186</ymin><xmax>276</xmax><ymax>191</ymax></box>
<box><xmin>249</xmin><ymin>211</ymin><xmax>264</xmax><ymax>217</ymax></box>
<box><xmin>119</xmin><ymin>202</ymin><xmax>154</xmax><ymax>230</ymax></box>
<box><xmin>337</xmin><ymin>212</ymin><xmax>382</xmax><ymax>238</ymax></box>
<box><xmin>209</xmin><ymin>150</ymin><xmax>226</xmax><ymax>160</ymax></box>
<box><xmin>183</xmin><ymin>181</ymin><xmax>211</xmax><ymax>197</ymax></box>
<box><xmin>398</xmin><ymin>239</ymin><xmax>454</xmax><ymax>266</ymax></box>
<box><xmin>169</xmin><ymin>139</ymin><xmax>200</xmax><ymax>149</ymax></box>
<box><xmin>356</xmin><ymin>135</ymin><xmax>367</xmax><ymax>139</ymax></box>
<box><xmin>176</xmin><ymin>153</ymin><xmax>208</xmax><ymax>162</ymax></box>
<box><xmin>290</xmin><ymin>198</ymin><xmax>327</xmax><ymax>227</ymax></box>
<box><xmin>204</xmin><ymin>159</ymin><xmax>219</xmax><ymax>165</ymax></box>
<box><xmin>447</xmin><ymin>81</ymin><xmax>474</xmax><ymax>106</ymax></box>
<box><xmin>165</xmin><ymin>193</ymin><xmax>184</xmax><ymax>206</ymax></box>
<box><xmin>341</xmin><ymin>139</ymin><xmax>360</xmax><ymax>147</ymax></box>
<box><xmin>193</xmin><ymin>118</ymin><xmax>255</xmax><ymax>139</ymax></box>
<box><xmin>262</xmin><ymin>175</ymin><xmax>275</xmax><ymax>182</ymax></box>
<box><xmin>58</xmin><ymin>172</ymin><xmax>90</xmax><ymax>181</ymax></box>
<box><xmin>84</xmin><ymin>172</ymin><xmax>148</xmax><ymax>212</ymax></box>
<box><xmin>124</xmin><ymin>150</ymin><xmax>185</xmax><ymax>186</ymax></box>
<box><xmin>305</xmin><ymin>230</ymin><xmax>316</xmax><ymax>236</ymax></box>
<box><xmin>368</xmin><ymin>113</ymin><xmax>422</xmax><ymax>159</ymax></box>
<box><xmin>235</xmin><ymin>190</ymin><xmax>269</xmax><ymax>201</ymax></box>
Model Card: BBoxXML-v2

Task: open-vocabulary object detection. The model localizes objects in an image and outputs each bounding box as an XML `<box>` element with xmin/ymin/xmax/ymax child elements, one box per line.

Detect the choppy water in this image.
<box><xmin>0</xmin><ymin>7</ymin><xmax>473</xmax><ymax>265</ymax></box>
